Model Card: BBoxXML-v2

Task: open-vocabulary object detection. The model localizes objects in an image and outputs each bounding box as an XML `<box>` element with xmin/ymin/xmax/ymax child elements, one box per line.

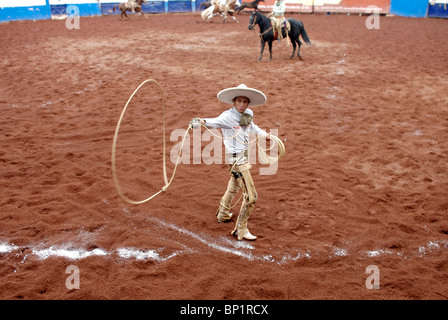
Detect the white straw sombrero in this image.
<box><xmin>217</xmin><ymin>84</ymin><xmax>267</xmax><ymax>106</ymax></box>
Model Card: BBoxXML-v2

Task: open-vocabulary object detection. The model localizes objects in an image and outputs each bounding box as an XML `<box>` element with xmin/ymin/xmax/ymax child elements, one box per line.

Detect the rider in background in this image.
<box><xmin>126</xmin><ymin>0</ymin><xmax>136</xmax><ymax>12</ymax></box>
<box><xmin>215</xmin><ymin>0</ymin><xmax>229</xmax><ymax>11</ymax></box>
<box><xmin>269</xmin><ymin>0</ymin><xmax>286</xmax><ymax>41</ymax></box>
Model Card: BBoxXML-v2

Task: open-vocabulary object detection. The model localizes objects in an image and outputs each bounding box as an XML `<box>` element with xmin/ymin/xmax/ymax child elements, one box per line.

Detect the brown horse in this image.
<box><xmin>236</xmin><ymin>0</ymin><xmax>264</xmax><ymax>14</ymax></box>
<box><xmin>113</xmin><ymin>0</ymin><xmax>148</xmax><ymax>20</ymax></box>
<box><xmin>199</xmin><ymin>1</ymin><xmax>212</xmax><ymax>10</ymax></box>
<box><xmin>201</xmin><ymin>0</ymin><xmax>240</xmax><ymax>23</ymax></box>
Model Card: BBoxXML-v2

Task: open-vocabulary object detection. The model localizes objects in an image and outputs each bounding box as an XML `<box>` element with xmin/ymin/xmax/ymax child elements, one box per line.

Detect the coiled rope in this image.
<box><xmin>111</xmin><ymin>79</ymin><xmax>285</xmax><ymax>205</ymax></box>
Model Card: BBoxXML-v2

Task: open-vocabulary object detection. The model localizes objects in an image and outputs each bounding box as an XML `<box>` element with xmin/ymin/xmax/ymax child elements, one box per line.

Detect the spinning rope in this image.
<box><xmin>111</xmin><ymin>79</ymin><xmax>285</xmax><ymax>205</ymax></box>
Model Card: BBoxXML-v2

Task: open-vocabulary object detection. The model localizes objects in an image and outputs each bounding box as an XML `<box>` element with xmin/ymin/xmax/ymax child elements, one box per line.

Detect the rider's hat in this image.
<box><xmin>217</xmin><ymin>84</ymin><xmax>267</xmax><ymax>106</ymax></box>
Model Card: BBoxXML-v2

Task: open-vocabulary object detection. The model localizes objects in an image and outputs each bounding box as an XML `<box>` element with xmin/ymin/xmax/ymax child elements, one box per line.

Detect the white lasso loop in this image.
<box><xmin>111</xmin><ymin>79</ymin><xmax>189</xmax><ymax>205</ymax></box>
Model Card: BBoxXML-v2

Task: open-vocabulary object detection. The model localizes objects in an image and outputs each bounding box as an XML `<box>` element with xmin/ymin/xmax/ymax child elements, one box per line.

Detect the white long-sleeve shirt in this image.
<box><xmin>272</xmin><ymin>0</ymin><xmax>285</xmax><ymax>16</ymax></box>
<box><xmin>203</xmin><ymin>107</ymin><xmax>268</xmax><ymax>156</ymax></box>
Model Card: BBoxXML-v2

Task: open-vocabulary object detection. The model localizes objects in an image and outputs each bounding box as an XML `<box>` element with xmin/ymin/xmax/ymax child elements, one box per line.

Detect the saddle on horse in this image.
<box><xmin>270</xmin><ymin>17</ymin><xmax>290</xmax><ymax>41</ymax></box>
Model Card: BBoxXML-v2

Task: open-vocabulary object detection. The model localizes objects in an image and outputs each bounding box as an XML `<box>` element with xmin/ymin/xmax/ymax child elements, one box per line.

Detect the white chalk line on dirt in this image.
<box><xmin>0</xmin><ymin>242</ymin><xmax>189</xmax><ymax>266</ymax></box>
<box><xmin>1</xmin><ymin>209</ymin><xmax>447</xmax><ymax>265</ymax></box>
<box><xmin>138</xmin><ymin>215</ymin><xmax>448</xmax><ymax>263</ymax></box>
<box><xmin>1</xmin><ymin>239</ymin><xmax>447</xmax><ymax>266</ymax></box>
<box><xmin>1</xmin><ymin>215</ymin><xmax>447</xmax><ymax>266</ymax></box>
<box><xmin>147</xmin><ymin>217</ymin><xmax>256</xmax><ymax>261</ymax></box>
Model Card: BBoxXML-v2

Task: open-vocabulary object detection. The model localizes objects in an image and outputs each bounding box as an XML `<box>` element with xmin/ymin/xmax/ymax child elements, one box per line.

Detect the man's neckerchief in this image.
<box><xmin>239</xmin><ymin>112</ymin><xmax>253</xmax><ymax>126</ymax></box>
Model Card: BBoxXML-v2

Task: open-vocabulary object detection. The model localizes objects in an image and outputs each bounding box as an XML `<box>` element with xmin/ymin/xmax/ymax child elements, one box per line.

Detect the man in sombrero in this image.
<box><xmin>191</xmin><ymin>84</ymin><xmax>271</xmax><ymax>241</ymax></box>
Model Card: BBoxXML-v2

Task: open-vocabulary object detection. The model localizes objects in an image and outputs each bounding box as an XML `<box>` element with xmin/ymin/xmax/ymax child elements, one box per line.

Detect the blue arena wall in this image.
<box><xmin>168</xmin><ymin>0</ymin><xmax>193</xmax><ymax>13</ymax></box>
<box><xmin>49</xmin><ymin>1</ymin><xmax>101</xmax><ymax>16</ymax></box>
<box><xmin>390</xmin><ymin>0</ymin><xmax>429</xmax><ymax>18</ymax></box>
<box><xmin>100</xmin><ymin>1</ymin><xmax>165</xmax><ymax>14</ymax></box>
<box><xmin>428</xmin><ymin>0</ymin><xmax>448</xmax><ymax>18</ymax></box>
<box><xmin>100</xmin><ymin>0</ymin><xmax>204</xmax><ymax>14</ymax></box>
<box><xmin>0</xmin><ymin>0</ymin><xmax>51</xmax><ymax>23</ymax></box>
<box><xmin>1</xmin><ymin>0</ymin><xmax>446</xmax><ymax>23</ymax></box>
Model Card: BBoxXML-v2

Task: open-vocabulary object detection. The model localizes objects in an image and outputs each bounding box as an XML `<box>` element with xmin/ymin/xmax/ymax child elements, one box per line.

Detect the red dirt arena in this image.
<box><xmin>0</xmin><ymin>10</ymin><xmax>447</xmax><ymax>305</ymax></box>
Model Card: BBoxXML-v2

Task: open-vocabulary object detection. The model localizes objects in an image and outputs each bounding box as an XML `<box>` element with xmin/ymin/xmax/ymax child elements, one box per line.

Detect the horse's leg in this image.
<box><xmin>201</xmin><ymin>9</ymin><xmax>207</xmax><ymax>21</ymax></box>
<box><xmin>290</xmin><ymin>38</ymin><xmax>297</xmax><ymax>59</ymax></box>
<box><xmin>121</xmin><ymin>8</ymin><xmax>131</xmax><ymax>20</ymax></box>
<box><xmin>297</xmin><ymin>39</ymin><xmax>303</xmax><ymax>59</ymax></box>
<box><xmin>227</xmin><ymin>12</ymin><xmax>238</xmax><ymax>23</ymax></box>
<box><xmin>258</xmin><ymin>40</ymin><xmax>265</xmax><ymax>62</ymax></box>
<box><xmin>207</xmin><ymin>7</ymin><xmax>217</xmax><ymax>22</ymax></box>
<box><xmin>268</xmin><ymin>40</ymin><xmax>273</xmax><ymax>62</ymax></box>
<box><xmin>137</xmin><ymin>7</ymin><xmax>148</xmax><ymax>19</ymax></box>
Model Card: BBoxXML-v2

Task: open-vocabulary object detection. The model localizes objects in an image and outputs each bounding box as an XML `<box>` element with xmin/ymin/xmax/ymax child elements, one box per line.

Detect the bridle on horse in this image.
<box><xmin>249</xmin><ymin>13</ymin><xmax>273</xmax><ymax>38</ymax></box>
<box><xmin>248</xmin><ymin>13</ymin><xmax>257</xmax><ymax>28</ymax></box>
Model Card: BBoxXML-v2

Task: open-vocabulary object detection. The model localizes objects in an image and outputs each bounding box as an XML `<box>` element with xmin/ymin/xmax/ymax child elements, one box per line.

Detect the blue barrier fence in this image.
<box><xmin>0</xmin><ymin>0</ymin><xmax>51</xmax><ymax>22</ymax></box>
<box><xmin>0</xmin><ymin>0</ymin><xmax>208</xmax><ymax>22</ymax></box>
<box><xmin>390</xmin><ymin>0</ymin><xmax>428</xmax><ymax>18</ymax></box>
<box><xmin>50</xmin><ymin>3</ymin><xmax>101</xmax><ymax>16</ymax></box>
<box><xmin>428</xmin><ymin>1</ymin><xmax>448</xmax><ymax>18</ymax></box>
<box><xmin>1</xmin><ymin>0</ymin><xmax>446</xmax><ymax>23</ymax></box>
<box><xmin>99</xmin><ymin>1</ymin><xmax>199</xmax><ymax>15</ymax></box>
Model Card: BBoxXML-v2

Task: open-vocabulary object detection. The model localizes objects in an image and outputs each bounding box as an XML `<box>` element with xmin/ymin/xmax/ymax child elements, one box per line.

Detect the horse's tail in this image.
<box><xmin>300</xmin><ymin>22</ymin><xmax>311</xmax><ymax>46</ymax></box>
<box><xmin>113</xmin><ymin>5</ymin><xmax>117</xmax><ymax>11</ymax></box>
